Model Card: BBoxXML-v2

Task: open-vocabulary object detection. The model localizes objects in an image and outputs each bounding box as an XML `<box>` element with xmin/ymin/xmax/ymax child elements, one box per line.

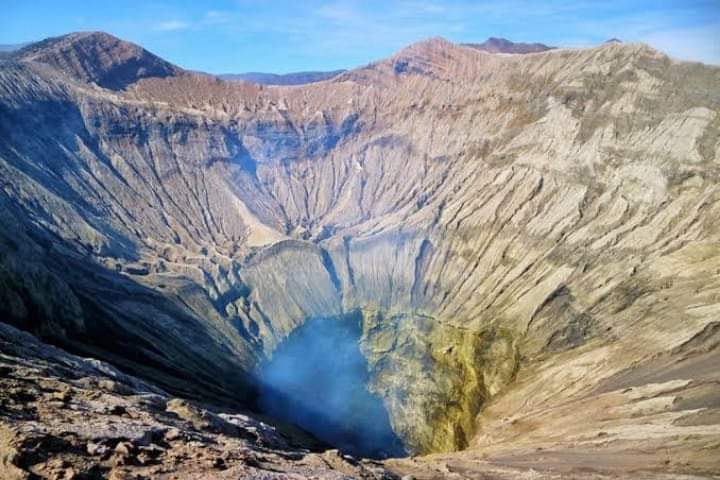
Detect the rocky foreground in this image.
<box><xmin>3</xmin><ymin>319</ymin><xmax>716</xmax><ymax>479</ymax></box>
<box><xmin>0</xmin><ymin>322</ymin><xmax>395</xmax><ymax>479</ymax></box>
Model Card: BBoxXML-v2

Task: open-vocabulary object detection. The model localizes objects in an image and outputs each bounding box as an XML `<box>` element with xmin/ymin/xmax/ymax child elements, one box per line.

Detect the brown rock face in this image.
<box><xmin>1</xmin><ymin>31</ymin><xmax>719</xmax><ymax>477</ymax></box>
<box><xmin>9</xmin><ymin>31</ymin><xmax>181</xmax><ymax>89</ymax></box>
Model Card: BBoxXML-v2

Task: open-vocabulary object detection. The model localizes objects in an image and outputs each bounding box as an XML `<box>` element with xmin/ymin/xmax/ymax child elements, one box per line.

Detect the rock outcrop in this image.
<box><xmin>1</xmin><ymin>31</ymin><xmax>719</xmax><ymax>477</ymax></box>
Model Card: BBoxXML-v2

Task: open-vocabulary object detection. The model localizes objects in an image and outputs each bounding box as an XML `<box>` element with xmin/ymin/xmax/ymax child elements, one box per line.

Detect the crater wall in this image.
<box><xmin>1</xmin><ymin>34</ymin><xmax>719</xmax><ymax>460</ymax></box>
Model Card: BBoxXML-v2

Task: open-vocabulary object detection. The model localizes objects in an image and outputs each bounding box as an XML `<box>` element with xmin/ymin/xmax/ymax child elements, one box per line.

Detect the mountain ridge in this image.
<box><xmin>4</xmin><ymin>31</ymin><xmax>679</xmax><ymax>91</ymax></box>
<box><xmin>8</xmin><ymin>31</ymin><xmax>182</xmax><ymax>89</ymax></box>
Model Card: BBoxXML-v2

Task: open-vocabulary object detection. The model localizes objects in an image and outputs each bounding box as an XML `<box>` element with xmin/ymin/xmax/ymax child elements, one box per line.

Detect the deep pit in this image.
<box><xmin>257</xmin><ymin>315</ymin><xmax>406</xmax><ymax>458</ymax></box>
<box><xmin>256</xmin><ymin>310</ymin><xmax>521</xmax><ymax>457</ymax></box>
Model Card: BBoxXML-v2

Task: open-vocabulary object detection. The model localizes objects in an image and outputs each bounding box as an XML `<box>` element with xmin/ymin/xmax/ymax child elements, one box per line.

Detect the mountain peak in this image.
<box><xmin>13</xmin><ymin>31</ymin><xmax>181</xmax><ymax>90</ymax></box>
<box><xmin>389</xmin><ymin>36</ymin><xmax>454</xmax><ymax>58</ymax></box>
<box><xmin>462</xmin><ymin>37</ymin><xmax>555</xmax><ymax>54</ymax></box>
<box><xmin>378</xmin><ymin>36</ymin><xmax>459</xmax><ymax>76</ymax></box>
<box><xmin>411</xmin><ymin>36</ymin><xmax>453</xmax><ymax>47</ymax></box>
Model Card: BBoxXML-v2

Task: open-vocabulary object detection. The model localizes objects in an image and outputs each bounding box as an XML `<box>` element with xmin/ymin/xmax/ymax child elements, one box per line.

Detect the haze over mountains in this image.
<box><xmin>0</xmin><ymin>31</ymin><xmax>719</xmax><ymax>479</ymax></box>
<box><xmin>0</xmin><ymin>43</ymin><xmax>28</xmax><ymax>52</ymax></box>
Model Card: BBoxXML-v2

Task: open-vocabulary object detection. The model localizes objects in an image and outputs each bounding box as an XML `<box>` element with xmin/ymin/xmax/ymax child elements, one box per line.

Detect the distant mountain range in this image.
<box><xmin>0</xmin><ymin>43</ymin><xmax>27</xmax><ymax>52</ymax></box>
<box><xmin>220</xmin><ymin>38</ymin><xmax>556</xmax><ymax>84</ymax></box>
<box><xmin>219</xmin><ymin>70</ymin><xmax>346</xmax><ymax>85</ymax></box>
<box><xmin>461</xmin><ymin>37</ymin><xmax>555</xmax><ymax>54</ymax></box>
<box><xmin>0</xmin><ymin>42</ymin><xmax>29</xmax><ymax>58</ymax></box>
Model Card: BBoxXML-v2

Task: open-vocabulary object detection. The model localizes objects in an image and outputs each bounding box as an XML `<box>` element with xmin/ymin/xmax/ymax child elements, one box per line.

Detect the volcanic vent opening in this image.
<box><xmin>256</xmin><ymin>313</ymin><xmax>407</xmax><ymax>459</ymax></box>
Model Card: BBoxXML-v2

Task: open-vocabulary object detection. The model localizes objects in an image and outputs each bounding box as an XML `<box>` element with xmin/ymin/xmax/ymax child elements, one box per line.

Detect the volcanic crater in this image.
<box><xmin>1</xmin><ymin>31</ymin><xmax>719</xmax><ymax>479</ymax></box>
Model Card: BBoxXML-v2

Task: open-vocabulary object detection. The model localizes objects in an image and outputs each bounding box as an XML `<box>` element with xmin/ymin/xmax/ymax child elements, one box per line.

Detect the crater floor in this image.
<box><xmin>257</xmin><ymin>315</ymin><xmax>404</xmax><ymax>459</ymax></box>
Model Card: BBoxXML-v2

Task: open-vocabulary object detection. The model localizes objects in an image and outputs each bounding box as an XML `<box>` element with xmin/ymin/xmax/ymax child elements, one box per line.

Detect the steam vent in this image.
<box><xmin>1</xmin><ymin>32</ymin><xmax>719</xmax><ymax>479</ymax></box>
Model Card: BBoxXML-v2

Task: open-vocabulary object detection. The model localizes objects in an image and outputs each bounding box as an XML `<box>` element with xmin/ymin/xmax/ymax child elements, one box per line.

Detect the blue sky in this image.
<box><xmin>1</xmin><ymin>1</ymin><xmax>718</xmax><ymax>73</ymax></box>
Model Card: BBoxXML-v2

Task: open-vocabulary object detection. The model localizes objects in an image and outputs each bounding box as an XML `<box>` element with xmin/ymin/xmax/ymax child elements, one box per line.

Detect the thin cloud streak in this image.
<box><xmin>640</xmin><ymin>23</ymin><xmax>720</xmax><ymax>65</ymax></box>
<box><xmin>154</xmin><ymin>20</ymin><xmax>188</xmax><ymax>32</ymax></box>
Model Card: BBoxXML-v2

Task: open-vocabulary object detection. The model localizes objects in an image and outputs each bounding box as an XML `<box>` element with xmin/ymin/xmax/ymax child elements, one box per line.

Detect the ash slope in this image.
<box><xmin>1</xmin><ymin>32</ymin><xmax>719</xmax><ymax>476</ymax></box>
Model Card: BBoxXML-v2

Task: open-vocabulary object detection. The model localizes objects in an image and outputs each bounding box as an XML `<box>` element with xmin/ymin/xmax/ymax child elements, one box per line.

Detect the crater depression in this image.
<box><xmin>1</xmin><ymin>31</ymin><xmax>719</xmax><ymax>478</ymax></box>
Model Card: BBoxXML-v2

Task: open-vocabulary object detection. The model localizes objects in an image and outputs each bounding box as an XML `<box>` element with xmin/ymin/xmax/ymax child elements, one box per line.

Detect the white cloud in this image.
<box><xmin>151</xmin><ymin>11</ymin><xmax>231</xmax><ymax>33</ymax></box>
<box><xmin>399</xmin><ymin>1</ymin><xmax>448</xmax><ymax>15</ymax></box>
<box><xmin>315</xmin><ymin>2</ymin><xmax>357</xmax><ymax>23</ymax></box>
<box><xmin>640</xmin><ymin>23</ymin><xmax>720</xmax><ymax>65</ymax></box>
<box><xmin>154</xmin><ymin>20</ymin><xmax>189</xmax><ymax>32</ymax></box>
<box><xmin>547</xmin><ymin>6</ymin><xmax>720</xmax><ymax>65</ymax></box>
<box><xmin>204</xmin><ymin>10</ymin><xmax>231</xmax><ymax>25</ymax></box>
